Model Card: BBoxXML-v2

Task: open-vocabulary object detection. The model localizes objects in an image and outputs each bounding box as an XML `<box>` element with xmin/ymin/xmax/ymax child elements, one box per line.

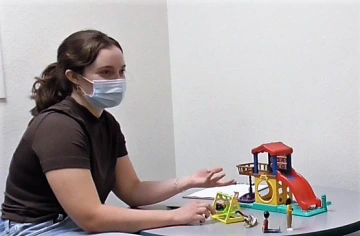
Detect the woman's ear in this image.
<box><xmin>65</xmin><ymin>70</ymin><xmax>79</xmax><ymax>85</ymax></box>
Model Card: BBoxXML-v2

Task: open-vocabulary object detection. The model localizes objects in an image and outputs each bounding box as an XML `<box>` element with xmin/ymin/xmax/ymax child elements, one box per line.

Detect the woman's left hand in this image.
<box><xmin>187</xmin><ymin>167</ymin><xmax>236</xmax><ymax>188</ymax></box>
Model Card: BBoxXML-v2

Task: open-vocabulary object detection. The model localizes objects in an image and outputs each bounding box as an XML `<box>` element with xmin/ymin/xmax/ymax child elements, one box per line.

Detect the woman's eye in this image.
<box><xmin>120</xmin><ymin>69</ymin><xmax>126</xmax><ymax>76</ymax></box>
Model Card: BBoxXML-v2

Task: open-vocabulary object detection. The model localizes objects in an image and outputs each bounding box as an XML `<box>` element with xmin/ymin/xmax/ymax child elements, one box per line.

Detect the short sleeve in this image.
<box><xmin>116</xmin><ymin>122</ymin><xmax>128</xmax><ymax>158</ymax></box>
<box><xmin>32</xmin><ymin>113</ymin><xmax>90</xmax><ymax>173</ymax></box>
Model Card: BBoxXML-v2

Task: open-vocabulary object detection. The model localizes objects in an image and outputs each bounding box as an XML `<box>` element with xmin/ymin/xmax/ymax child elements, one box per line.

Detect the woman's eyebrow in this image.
<box><xmin>97</xmin><ymin>65</ymin><xmax>126</xmax><ymax>70</ymax></box>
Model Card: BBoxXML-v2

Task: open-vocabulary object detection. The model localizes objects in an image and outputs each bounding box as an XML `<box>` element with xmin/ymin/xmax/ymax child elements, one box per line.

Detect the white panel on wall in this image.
<box><xmin>167</xmin><ymin>0</ymin><xmax>358</xmax><ymax>190</ymax></box>
<box><xmin>0</xmin><ymin>26</ymin><xmax>6</xmax><ymax>99</ymax></box>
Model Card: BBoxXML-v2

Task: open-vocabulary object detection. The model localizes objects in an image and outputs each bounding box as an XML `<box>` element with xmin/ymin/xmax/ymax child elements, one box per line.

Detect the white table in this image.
<box><xmin>140</xmin><ymin>186</ymin><xmax>360</xmax><ymax>236</ymax></box>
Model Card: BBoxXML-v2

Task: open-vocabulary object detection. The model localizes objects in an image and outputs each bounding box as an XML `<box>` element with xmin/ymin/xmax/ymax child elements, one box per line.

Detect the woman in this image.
<box><xmin>0</xmin><ymin>29</ymin><xmax>235</xmax><ymax>235</ymax></box>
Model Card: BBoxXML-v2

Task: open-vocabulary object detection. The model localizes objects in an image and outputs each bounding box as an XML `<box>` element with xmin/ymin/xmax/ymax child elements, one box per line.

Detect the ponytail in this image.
<box><xmin>30</xmin><ymin>62</ymin><xmax>74</xmax><ymax>116</ymax></box>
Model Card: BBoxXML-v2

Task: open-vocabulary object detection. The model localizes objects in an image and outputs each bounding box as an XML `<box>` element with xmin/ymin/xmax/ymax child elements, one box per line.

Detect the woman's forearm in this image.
<box><xmin>86</xmin><ymin>205</ymin><xmax>176</xmax><ymax>233</ymax></box>
<box><xmin>128</xmin><ymin>177</ymin><xmax>192</xmax><ymax>207</ymax></box>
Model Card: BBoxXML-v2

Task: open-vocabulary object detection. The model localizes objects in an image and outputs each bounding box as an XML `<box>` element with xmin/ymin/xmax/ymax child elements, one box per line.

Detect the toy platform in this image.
<box><xmin>239</xmin><ymin>195</ymin><xmax>332</xmax><ymax>217</ymax></box>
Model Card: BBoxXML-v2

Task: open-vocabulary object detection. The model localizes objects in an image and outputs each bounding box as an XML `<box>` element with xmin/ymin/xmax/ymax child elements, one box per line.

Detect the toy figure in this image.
<box><xmin>235</xmin><ymin>210</ymin><xmax>258</xmax><ymax>228</ymax></box>
<box><xmin>215</xmin><ymin>199</ymin><xmax>226</xmax><ymax>211</ymax></box>
<box><xmin>286</xmin><ymin>198</ymin><xmax>293</xmax><ymax>231</ymax></box>
<box><xmin>244</xmin><ymin>214</ymin><xmax>258</xmax><ymax>228</ymax></box>
<box><xmin>262</xmin><ymin>211</ymin><xmax>280</xmax><ymax>233</ymax></box>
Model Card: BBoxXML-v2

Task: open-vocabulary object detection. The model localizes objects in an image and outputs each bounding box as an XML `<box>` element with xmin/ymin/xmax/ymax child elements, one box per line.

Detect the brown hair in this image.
<box><xmin>30</xmin><ymin>29</ymin><xmax>123</xmax><ymax>116</ymax></box>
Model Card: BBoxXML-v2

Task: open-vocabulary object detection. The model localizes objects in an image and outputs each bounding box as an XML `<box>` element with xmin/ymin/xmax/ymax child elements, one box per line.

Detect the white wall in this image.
<box><xmin>0</xmin><ymin>0</ymin><xmax>358</xmax><ymax>208</ymax></box>
<box><xmin>167</xmin><ymin>0</ymin><xmax>359</xmax><ymax>190</ymax></box>
<box><xmin>0</xmin><ymin>0</ymin><xmax>175</xmax><ymax>204</ymax></box>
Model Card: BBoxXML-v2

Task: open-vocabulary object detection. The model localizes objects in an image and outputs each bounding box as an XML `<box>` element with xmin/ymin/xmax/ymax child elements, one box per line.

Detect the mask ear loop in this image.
<box><xmin>76</xmin><ymin>74</ymin><xmax>94</xmax><ymax>96</ymax></box>
<box><xmin>76</xmin><ymin>85</ymin><xmax>84</xmax><ymax>95</ymax></box>
<box><xmin>76</xmin><ymin>84</ymin><xmax>92</xmax><ymax>96</ymax></box>
<box><xmin>65</xmin><ymin>69</ymin><xmax>92</xmax><ymax>96</ymax></box>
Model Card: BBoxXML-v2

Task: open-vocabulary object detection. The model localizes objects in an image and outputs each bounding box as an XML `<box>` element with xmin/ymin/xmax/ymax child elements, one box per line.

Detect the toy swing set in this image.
<box><xmin>211</xmin><ymin>191</ymin><xmax>258</xmax><ymax>227</ymax></box>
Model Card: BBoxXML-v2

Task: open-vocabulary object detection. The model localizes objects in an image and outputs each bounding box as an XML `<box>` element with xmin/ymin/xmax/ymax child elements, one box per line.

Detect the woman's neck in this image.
<box><xmin>71</xmin><ymin>91</ymin><xmax>103</xmax><ymax>118</ymax></box>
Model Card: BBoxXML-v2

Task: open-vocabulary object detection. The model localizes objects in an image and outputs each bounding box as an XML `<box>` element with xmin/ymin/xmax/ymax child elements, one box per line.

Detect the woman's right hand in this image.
<box><xmin>171</xmin><ymin>201</ymin><xmax>216</xmax><ymax>225</ymax></box>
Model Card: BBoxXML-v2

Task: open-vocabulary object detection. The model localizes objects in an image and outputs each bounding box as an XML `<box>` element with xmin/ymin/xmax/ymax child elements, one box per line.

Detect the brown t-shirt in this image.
<box><xmin>0</xmin><ymin>96</ymin><xmax>128</xmax><ymax>223</ymax></box>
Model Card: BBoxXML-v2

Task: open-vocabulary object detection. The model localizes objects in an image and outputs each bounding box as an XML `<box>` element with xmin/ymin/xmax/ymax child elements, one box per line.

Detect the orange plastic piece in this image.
<box><xmin>277</xmin><ymin>169</ymin><xmax>321</xmax><ymax>210</ymax></box>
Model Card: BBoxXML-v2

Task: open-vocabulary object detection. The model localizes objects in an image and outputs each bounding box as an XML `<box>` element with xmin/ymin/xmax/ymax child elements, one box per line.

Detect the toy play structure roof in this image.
<box><xmin>251</xmin><ymin>142</ymin><xmax>293</xmax><ymax>156</ymax></box>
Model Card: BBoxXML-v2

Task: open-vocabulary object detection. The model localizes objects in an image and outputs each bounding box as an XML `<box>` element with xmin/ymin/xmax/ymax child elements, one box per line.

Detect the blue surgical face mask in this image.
<box><xmin>80</xmin><ymin>76</ymin><xmax>126</xmax><ymax>109</ymax></box>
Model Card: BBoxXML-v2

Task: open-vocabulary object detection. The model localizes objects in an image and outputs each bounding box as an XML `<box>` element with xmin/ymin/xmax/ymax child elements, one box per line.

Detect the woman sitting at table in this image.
<box><xmin>0</xmin><ymin>29</ymin><xmax>235</xmax><ymax>235</ymax></box>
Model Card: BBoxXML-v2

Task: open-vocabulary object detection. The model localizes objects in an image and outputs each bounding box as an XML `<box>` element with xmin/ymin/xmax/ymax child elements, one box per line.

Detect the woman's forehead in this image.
<box><xmin>90</xmin><ymin>46</ymin><xmax>125</xmax><ymax>70</ymax></box>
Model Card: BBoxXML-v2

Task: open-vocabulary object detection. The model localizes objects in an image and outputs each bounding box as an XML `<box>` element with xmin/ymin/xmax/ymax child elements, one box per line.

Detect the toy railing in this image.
<box><xmin>236</xmin><ymin>163</ymin><xmax>254</xmax><ymax>175</ymax></box>
<box><xmin>258</xmin><ymin>163</ymin><xmax>269</xmax><ymax>173</ymax></box>
<box><xmin>237</xmin><ymin>162</ymin><xmax>269</xmax><ymax>176</ymax></box>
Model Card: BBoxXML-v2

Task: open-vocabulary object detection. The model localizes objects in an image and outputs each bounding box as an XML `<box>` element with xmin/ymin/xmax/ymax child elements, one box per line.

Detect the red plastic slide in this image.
<box><xmin>277</xmin><ymin>169</ymin><xmax>321</xmax><ymax>210</ymax></box>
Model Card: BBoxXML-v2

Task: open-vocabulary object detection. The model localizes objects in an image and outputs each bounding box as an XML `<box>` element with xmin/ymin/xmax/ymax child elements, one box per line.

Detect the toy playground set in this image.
<box><xmin>211</xmin><ymin>142</ymin><xmax>332</xmax><ymax>228</ymax></box>
<box><xmin>236</xmin><ymin>142</ymin><xmax>331</xmax><ymax>217</ymax></box>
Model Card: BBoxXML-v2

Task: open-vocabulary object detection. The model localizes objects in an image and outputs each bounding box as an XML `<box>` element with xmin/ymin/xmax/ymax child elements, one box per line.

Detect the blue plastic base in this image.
<box><xmin>240</xmin><ymin>200</ymin><xmax>331</xmax><ymax>217</ymax></box>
